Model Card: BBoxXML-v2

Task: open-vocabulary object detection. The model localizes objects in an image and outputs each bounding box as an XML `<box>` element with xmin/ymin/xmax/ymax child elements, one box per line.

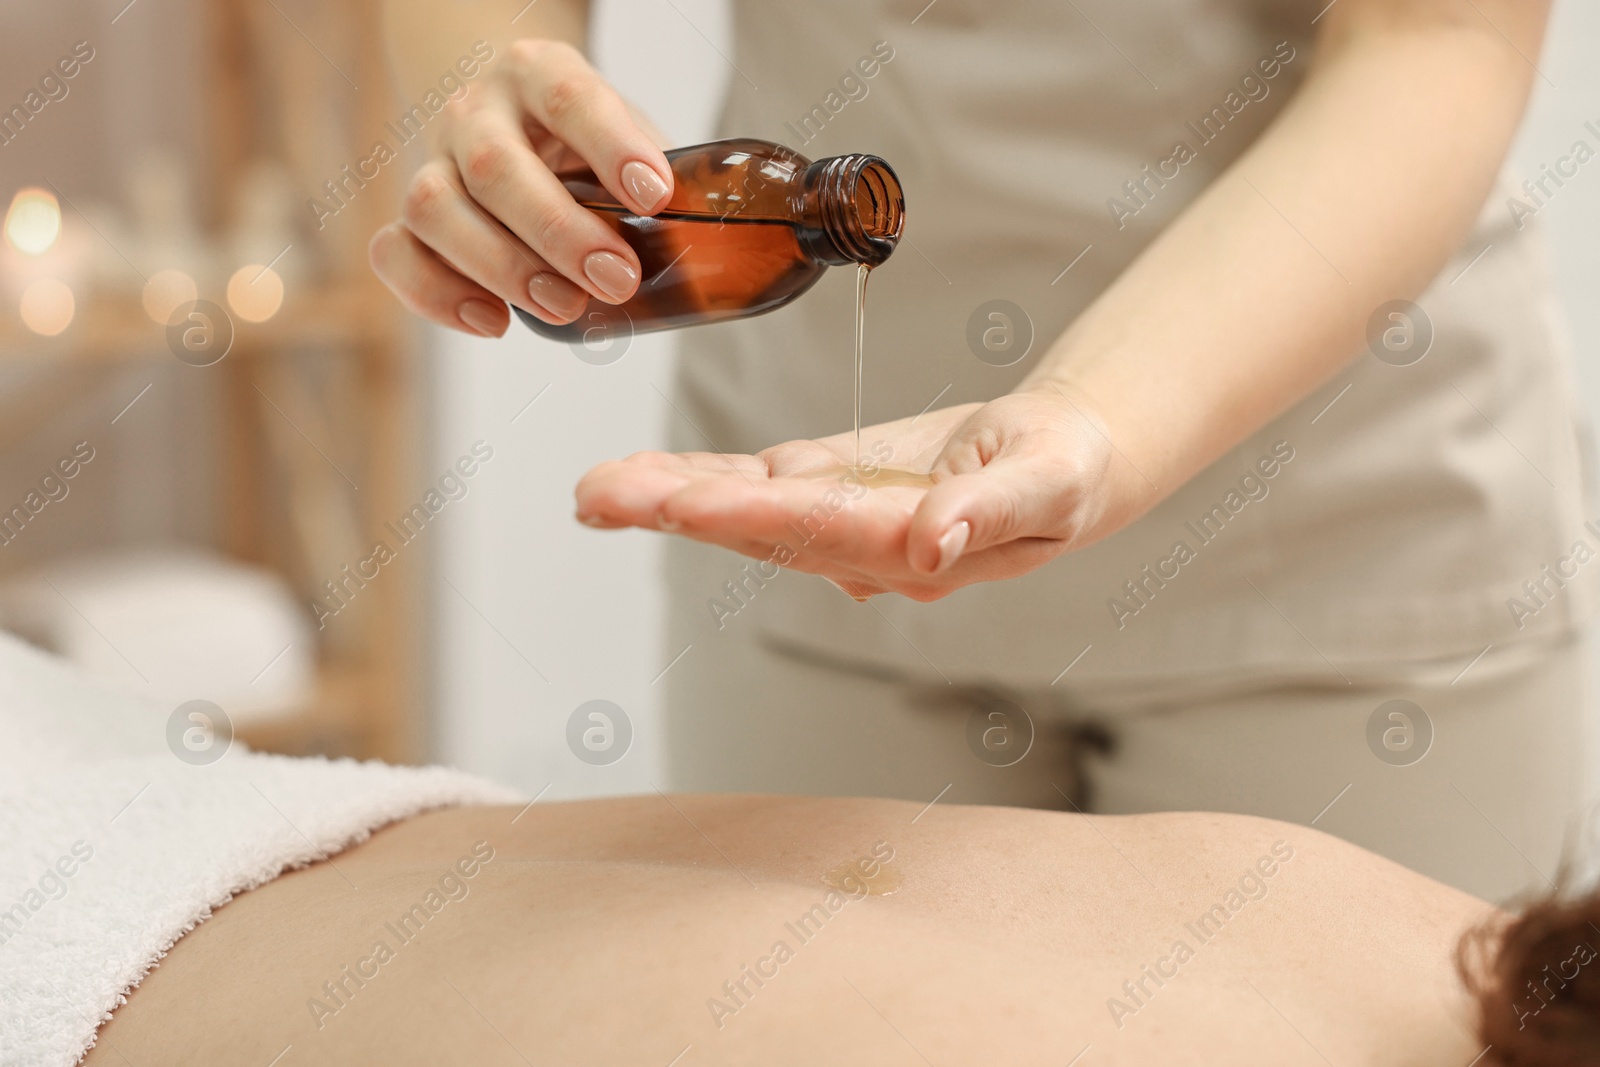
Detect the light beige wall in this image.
<box><xmin>429</xmin><ymin>0</ymin><xmax>732</xmax><ymax>794</ymax></box>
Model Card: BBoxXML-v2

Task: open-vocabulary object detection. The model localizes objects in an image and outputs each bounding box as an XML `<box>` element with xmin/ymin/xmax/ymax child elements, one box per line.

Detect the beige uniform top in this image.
<box><xmin>667</xmin><ymin>0</ymin><xmax>1597</xmax><ymax>689</ymax></box>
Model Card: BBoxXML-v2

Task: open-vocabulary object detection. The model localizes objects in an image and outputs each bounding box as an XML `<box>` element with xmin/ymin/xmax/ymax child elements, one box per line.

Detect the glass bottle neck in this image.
<box><xmin>798</xmin><ymin>153</ymin><xmax>905</xmax><ymax>268</ymax></box>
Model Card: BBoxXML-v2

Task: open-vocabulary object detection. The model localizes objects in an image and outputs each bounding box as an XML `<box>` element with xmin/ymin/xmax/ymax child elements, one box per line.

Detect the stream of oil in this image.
<box><xmin>798</xmin><ymin>267</ymin><xmax>934</xmax><ymax>604</ymax></box>
<box><xmin>854</xmin><ymin>262</ymin><xmax>868</xmax><ymax>469</ymax></box>
<box><xmin>808</xmin><ymin>263</ymin><xmax>936</xmax><ymax>489</ymax></box>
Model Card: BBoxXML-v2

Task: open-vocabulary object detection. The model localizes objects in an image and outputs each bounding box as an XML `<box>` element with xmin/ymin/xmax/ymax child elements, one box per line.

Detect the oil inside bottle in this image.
<box><xmin>518</xmin><ymin>140</ymin><xmax>905</xmax><ymax>341</ymax></box>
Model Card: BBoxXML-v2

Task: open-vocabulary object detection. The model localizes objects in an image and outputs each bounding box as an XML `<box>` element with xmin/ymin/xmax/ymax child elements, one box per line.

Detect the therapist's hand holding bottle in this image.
<box><xmin>379</xmin><ymin>0</ymin><xmax>1551</xmax><ymax>602</ymax></box>
<box><xmin>371</xmin><ymin>0</ymin><xmax>675</xmax><ymax>338</ymax></box>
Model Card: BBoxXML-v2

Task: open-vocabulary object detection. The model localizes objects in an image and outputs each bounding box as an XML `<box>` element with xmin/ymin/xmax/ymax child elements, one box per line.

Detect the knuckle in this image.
<box><xmin>508</xmin><ymin>37</ymin><xmax>557</xmax><ymax>69</ymax></box>
<box><xmin>402</xmin><ymin>172</ymin><xmax>454</xmax><ymax>229</ymax></box>
<box><xmin>541</xmin><ymin>72</ymin><xmax>598</xmax><ymax>123</ymax></box>
<box><xmin>986</xmin><ymin>493</ymin><xmax>1024</xmax><ymax>544</ymax></box>
<box><xmin>540</xmin><ymin>39</ymin><xmax>586</xmax><ymax>70</ymax></box>
<box><xmin>527</xmin><ymin>206</ymin><xmax>578</xmax><ymax>256</ymax></box>
<box><xmin>462</xmin><ymin>135</ymin><xmax>520</xmax><ymax>192</ymax></box>
<box><xmin>971</xmin><ymin>424</ymin><xmax>1006</xmax><ymax>464</ymax></box>
<box><xmin>482</xmin><ymin>252</ymin><xmax>536</xmax><ymax>299</ymax></box>
<box><xmin>436</xmin><ymin>94</ymin><xmax>473</xmax><ymax>131</ymax></box>
<box><xmin>426</xmin><ymin>289</ymin><xmax>479</xmax><ymax>321</ymax></box>
<box><xmin>1054</xmin><ymin>503</ymin><xmax>1092</xmax><ymax>550</ymax></box>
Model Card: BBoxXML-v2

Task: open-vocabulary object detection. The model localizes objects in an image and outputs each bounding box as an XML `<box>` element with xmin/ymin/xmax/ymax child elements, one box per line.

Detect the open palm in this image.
<box><xmin>575</xmin><ymin>390</ymin><xmax>1126</xmax><ymax>601</ymax></box>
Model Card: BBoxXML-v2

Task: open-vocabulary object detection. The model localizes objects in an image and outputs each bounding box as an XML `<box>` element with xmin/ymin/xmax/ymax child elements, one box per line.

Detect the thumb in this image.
<box><xmin>905</xmin><ymin>453</ymin><xmax>1062</xmax><ymax>575</ymax></box>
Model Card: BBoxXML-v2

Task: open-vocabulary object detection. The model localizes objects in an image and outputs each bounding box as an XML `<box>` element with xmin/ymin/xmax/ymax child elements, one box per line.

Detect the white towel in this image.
<box><xmin>0</xmin><ymin>632</ymin><xmax>521</xmax><ymax>1067</ymax></box>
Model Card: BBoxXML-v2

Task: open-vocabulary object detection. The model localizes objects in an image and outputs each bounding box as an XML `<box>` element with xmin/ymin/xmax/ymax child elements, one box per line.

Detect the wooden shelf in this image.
<box><xmin>0</xmin><ymin>0</ymin><xmax>428</xmax><ymax>766</ymax></box>
<box><xmin>0</xmin><ymin>280</ymin><xmax>399</xmax><ymax>364</ymax></box>
<box><xmin>235</xmin><ymin>657</ymin><xmax>384</xmax><ymax>758</ymax></box>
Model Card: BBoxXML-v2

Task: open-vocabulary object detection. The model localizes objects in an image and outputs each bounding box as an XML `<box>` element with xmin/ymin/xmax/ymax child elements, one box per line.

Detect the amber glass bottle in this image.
<box><xmin>515</xmin><ymin>138</ymin><xmax>905</xmax><ymax>341</ymax></box>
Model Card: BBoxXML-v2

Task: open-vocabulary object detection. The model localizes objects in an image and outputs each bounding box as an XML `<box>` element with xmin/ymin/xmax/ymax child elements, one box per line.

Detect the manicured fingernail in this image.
<box><xmin>577</xmin><ymin>512</ymin><xmax>605</xmax><ymax>527</ymax></box>
<box><xmin>458</xmin><ymin>299</ymin><xmax>505</xmax><ymax>337</ymax></box>
<box><xmin>657</xmin><ymin>515</ymin><xmax>681</xmax><ymax>532</ymax></box>
<box><xmin>621</xmin><ymin>160</ymin><xmax>670</xmax><ymax>212</ymax></box>
<box><xmin>528</xmin><ymin>272</ymin><xmax>588</xmax><ymax>322</ymax></box>
<box><xmin>935</xmin><ymin>521</ymin><xmax>970</xmax><ymax>574</ymax></box>
<box><xmin>584</xmin><ymin>250</ymin><xmax>639</xmax><ymax>303</ymax></box>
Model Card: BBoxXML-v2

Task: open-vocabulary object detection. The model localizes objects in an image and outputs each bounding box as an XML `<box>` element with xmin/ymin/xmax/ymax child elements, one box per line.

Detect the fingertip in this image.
<box><xmin>582</xmin><ymin>250</ymin><xmax>641</xmax><ymax>304</ymax></box>
<box><xmin>824</xmin><ymin>575</ymin><xmax>881</xmax><ymax>602</ymax></box>
<box><xmin>370</xmin><ymin>219</ymin><xmax>514</xmax><ymax>334</ymax></box>
<box><xmin>458</xmin><ymin>299</ymin><xmax>509</xmax><ymax>338</ymax></box>
<box><xmin>934</xmin><ymin>520</ymin><xmax>971</xmax><ymax>574</ymax></box>
<box><xmin>519</xmin><ymin>304</ymin><xmax>573</xmax><ymax>327</ymax></box>
<box><xmin>528</xmin><ymin>272</ymin><xmax>588</xmax><ymax>323</ymax></box>
<box><xmin>620</xmin><ymin>159</ymin><xmax>673</xmax><ymax>215</ymax></box>
<box><xmin>367</xmin><ymin>222</ymin><xmax>396</xmax><ymax>272</ymax></box>
<box><xmin>906</xmin><ymin>515</ymin><xmax>970</xmax><ymax>575</ymax></box>
<box><xmin>907</xmin><ymin>472</ymin><xmax>984</xmax><ymax>573</ymax></box>
<box><xmin>653</xmin><ymin>499</ymin><xmax>689</xmax><ymax>536</ymax></box>
<box><xmin>619</xmin><ymin>449</ymin><xmax>675</xmax><ymax>466</ymax></box>
<box><xmin>907</xmin><ymin>525</ymin><xmax>943</xmax><ymax>574</ymax></box>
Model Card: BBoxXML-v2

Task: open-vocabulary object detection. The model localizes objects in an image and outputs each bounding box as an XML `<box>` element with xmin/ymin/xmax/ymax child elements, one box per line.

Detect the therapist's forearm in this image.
<box><xmin>380</xmin><ymin>0</ymin><xmax>589</xmax><ymax>97</ymax></box>
<box><xmin>1023</xmin><ymin>0</ymin><xmax>1546</xmax><ymax>521</ymax></box>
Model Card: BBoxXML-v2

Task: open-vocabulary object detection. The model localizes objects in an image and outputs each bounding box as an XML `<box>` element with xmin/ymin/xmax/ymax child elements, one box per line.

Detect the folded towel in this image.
<box><xmin>0</xmin><ymin>632</ymin><xmax>521</xmax><ymax>1067</ymax></box>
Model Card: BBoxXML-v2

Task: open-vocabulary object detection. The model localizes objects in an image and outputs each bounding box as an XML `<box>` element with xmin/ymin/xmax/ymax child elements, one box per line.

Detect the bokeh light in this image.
<box><xmin>227</xmin><ymin>265</ymin><xmax>284</xmax><ymax>323</ymax></box>
<box><xmin>142</xmin><ymin>269</ymin><xmax>199</xmax><ymax>325</ymax></box>
<box><xmin>20</xmin><ymin>278</ymin><xmax>75</xmax><ymax>336</ymax></box>
<box><xmin>5</xmin><ymin>188</ymin><xmax>63</xmax><ymax>256</ymax></box>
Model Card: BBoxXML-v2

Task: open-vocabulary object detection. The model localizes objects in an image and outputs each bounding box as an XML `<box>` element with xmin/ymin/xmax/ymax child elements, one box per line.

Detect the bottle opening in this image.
<box><xmin>855</xmin><ymin>161</ymin><xmax>904</xmax><ymax>244</ymax></box>
<box><xmin>806</xmin><ymin>154</ymin><xmax>905</xmax><ymax>268</ymax></box>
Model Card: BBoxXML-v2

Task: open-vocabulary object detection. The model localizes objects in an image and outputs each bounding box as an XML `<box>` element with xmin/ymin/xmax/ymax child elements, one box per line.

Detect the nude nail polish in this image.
<box><xmin>621</xmin><ymin>160</ymin><xmax>669</xmax><ymax>212</ymax></box>
<box><xmin>458</xmin><ymin>299</ymin><xmax>505</xmax><ymax>337</ymax></box>
<box><xmin>583</xmin><ymin>251</ymin><xmax>639</xmax><ymax>303</ymax></box>
<box><xmin>935</xmin><ymin>520</ymin><xmax>971</xmax><ymax>573</ymax></box>
<box><xmin>513</xmin><ymin>140</ymin><xmax>904</xmax><ymax>342</ymax></box>
<box><xmin>528</xmin><ymin>273</ymin><xmax>587</xmax><ymax>321</ymax></box>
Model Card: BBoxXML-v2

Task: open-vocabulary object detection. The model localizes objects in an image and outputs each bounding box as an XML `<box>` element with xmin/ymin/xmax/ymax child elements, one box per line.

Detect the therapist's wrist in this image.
<box><xmin>1012</xmin><ymin>378</ymin><xmax>1166</xmax><ymax>548</ymax></box>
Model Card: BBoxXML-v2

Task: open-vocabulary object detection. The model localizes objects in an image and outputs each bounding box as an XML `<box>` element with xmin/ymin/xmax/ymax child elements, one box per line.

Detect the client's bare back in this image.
<box><xmin>87</xmin><ymin>795</ymin><xmax>1490</xmax><ymax>1066</ymax></box>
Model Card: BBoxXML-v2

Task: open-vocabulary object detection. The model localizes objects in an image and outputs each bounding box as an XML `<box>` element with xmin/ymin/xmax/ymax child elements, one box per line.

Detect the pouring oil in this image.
<box><xmin>854</xmin><ymin>262</ymin><xmax>867</xmax><ymax>469</ymax></box>
<box><xmin>514</xmin><ymin>139</ymin><xmax>905</xmax><ymax>340</ymax></box>
<box><xmin>510</xmin><ymin>138</ymin><xmax>925</xmax><ymax>489</ymax></box>
<box><xmin>809</xmin><ymin>262</ymin><xmax>934</xmax><ymax>489</ymax></box>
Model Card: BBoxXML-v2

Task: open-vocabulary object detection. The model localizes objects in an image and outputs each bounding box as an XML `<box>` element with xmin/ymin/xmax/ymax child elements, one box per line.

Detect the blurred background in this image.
<box><xmin>0</xmin><ymin>0</ymin><xmax>1595</xmax><ymax>801</ymax></box>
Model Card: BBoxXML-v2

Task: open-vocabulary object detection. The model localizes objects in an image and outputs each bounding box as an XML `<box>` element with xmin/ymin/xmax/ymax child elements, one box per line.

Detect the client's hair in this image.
<box><xmin>1460</xmin><ymin>875</ymin><xmax>1600</xmax><ymax>1066</ymax></box>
